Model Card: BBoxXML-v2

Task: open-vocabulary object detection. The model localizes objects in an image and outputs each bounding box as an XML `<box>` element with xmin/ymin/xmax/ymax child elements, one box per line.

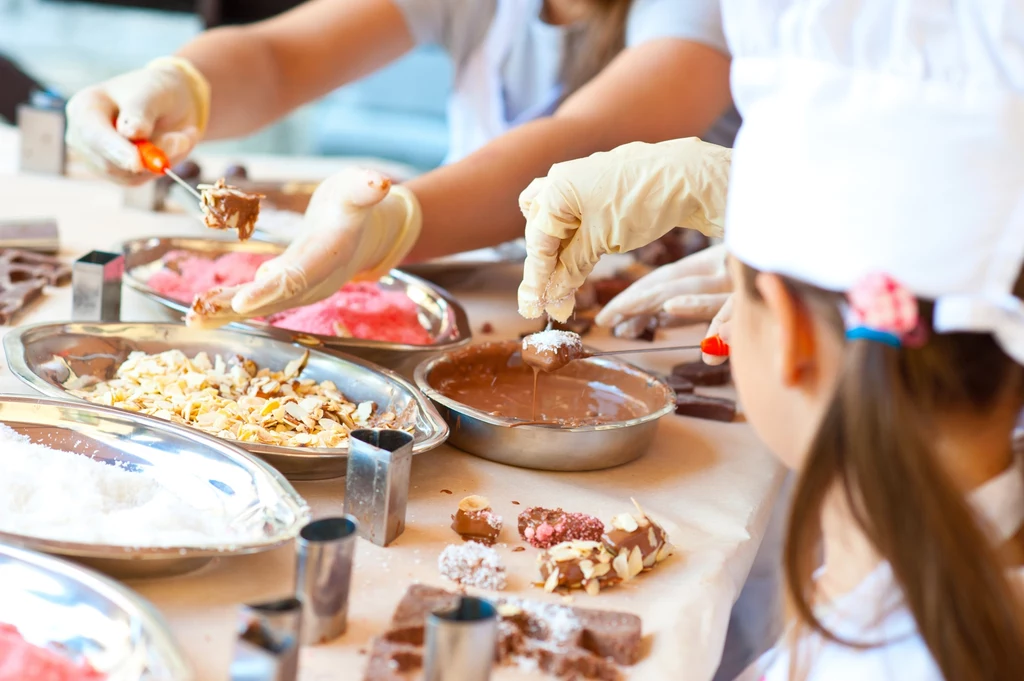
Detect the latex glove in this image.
<box><xmin>518</xmin><ymin>137</ymin><xmax>731</xmax><ymax>322</ymax></box>
<box><xmin>65</xmin><ymin>57</ymin><xmax>210</xmax><ymax>184</ymax></box>
<box><xmin>187</xmin><ymin>168</ymin><xmax>422</xmax><ymax>328</ymax></box>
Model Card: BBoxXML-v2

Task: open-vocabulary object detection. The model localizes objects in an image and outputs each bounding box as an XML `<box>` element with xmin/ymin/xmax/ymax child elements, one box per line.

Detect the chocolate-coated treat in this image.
<box><xmin>674</xmin><ymin>393</ymin><xmax>736</xmax><ymax>422</ymax></box>
<box><xmin>593</xmin><ymin>277</ymin><xmax>633</xmax><ymax>306</ymax></box>
<box><xmin>633</xmin><ymin>228</ymin><xmax>687</xmax><ymax>267</ymax></box>
<box><xmin>450</xmin><ymin>495</ymin><xmax>503</xmax><ymax>545</ymax></box>
<box><xmin>438</xmin><ymin>541</ymin><xmax>507</xmax><ymax>591</ymax></box>
<box><xmin>551</xmin><ymin>316</ymin><xmax>594</xmax><ymax>337</ymax></box>
<box><xmin>363</xmin><ymin>584</ymin><xmax>642</xmax><ymax>681</ymax></box>
<box><xmin>224</xmin><ymin>163</ymin><xmax>248</xmax><ymax>180</ymax></box>
<box><xmin>518</xmin><ymin>507</ymin><xmax>604</xmax><ymax>549</ymax></box>
<box><xmin>671</xmin><ymin>359</ymin><xmax>731</xmax><ymax>386</ymax></box>
<box><xmin>602</xmin><ymin>499</ymin><xmax>673</xmax><ymax>572</ymax></box>
<box><xmin>171</xmin><ymin>159</ymin><xmax>201</xmax><ymax>181</ymax></box>
<box><xmin>521</xmin><ymin>330</ymin><xmax>586</xmax><ymax>373</ymax></box>
<box><xmin>664</xmin><ymin>374</ymin><xmax>695</xmax><ymax>395</ymax></box>
<box><xmin>197</xmin><ymin>178</ymin><xmax>264</xmax><ymax>241</ymax></box>
<box><xmin>538</xmin><ymin>541</ymin><xmax>620</xmax><ymax>596</ymax></box>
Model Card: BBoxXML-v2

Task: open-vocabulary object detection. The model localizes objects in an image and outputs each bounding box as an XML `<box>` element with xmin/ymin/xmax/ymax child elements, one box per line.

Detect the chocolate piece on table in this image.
<box><xmin>517</xmin><ymin>507</ymin><xmax>605</xmax><ymax>549</ymax></box>
<box><xmin>438</xmin><ymin>541</ymin><xmax>507</xmax><ymax>591</ymax></box>
<box><xmin>674</xmin><ymin>393</ymin><xmax>736</xmax><ymax>422</ymax></box>
<box><xmin>224</xmin><ymin>163</ymin><xmax>248</xmax><ymax>180</ymax></box>
<box><xmin>171</xmin><ymin>159</ymin><xmax>202</xmax><ymax>182</ymax></box>
<box><xmin>198</xmin><ymin>178</ymin><xmax>264</xmax><ymax>241</ymax></box>
<box><xmin>681</xmin><ymin>230</ymin><xmax>711</xmax><ymax>257</ymax></box>
<box><xmin>574</xmin><ymin>280</ymin><xmax>599</xmax><ymax>311</ymax></box>
<box><xmin>551</xmin><ymin>316</ymin><xmax>595</xmax><ymax>337</ymax></box>
<box><xmin>521</xmin><ymin>330</ymin><xmax>586</xmax><ymax>373</ymax></box>
<box><xmin>2</xmin><ymin>249</ymin><xmax>71</xmax><ymax>286</ymax></box>
<box><xmin>664</xmin><ymin>374</ymin><xmax>695</xmax><ymax>395</ymax></box>
<box><xmin>363</xmin><ymin>584</ymin><xmax>642</xmax><ymax>681</ymax></box>
<box><xmin>538</xmin><ymin>540</ymin><xmax>620</xmax><ymax>596</ymax></box>
<box><xmin>592</xmin><ymin>277</ymin><xmax>632</xmax><ymax>306</ymax></box>
<box><xmin>0</xmin><ymin>261</ymin><xmax>46</xmax><ymax>324</ymax></box>
<box><xmin>602</xmin><ymin>499</ymin><xmax>673</xmax><ymax>572</ymax></box>
<box><xmin>633</xmin><ymin>228</ymin><xmax>687</xmax><ymax>268</ymax></box>
<box><xmin>450</xmin><ymin>495</ymin><xmax>503</xmax><ymax>545</ymax></box>
<box><xmin>671</xmin><ymin>359</ymin><xmax>731</xmax><ymax>386</ymax></box>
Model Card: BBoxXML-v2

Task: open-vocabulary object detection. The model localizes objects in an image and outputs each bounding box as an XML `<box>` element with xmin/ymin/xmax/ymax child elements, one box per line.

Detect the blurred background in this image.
<box><xmin>0</xmin><ymin>0</ymin><xmax>452</xmax><ymax>172</ymax></box>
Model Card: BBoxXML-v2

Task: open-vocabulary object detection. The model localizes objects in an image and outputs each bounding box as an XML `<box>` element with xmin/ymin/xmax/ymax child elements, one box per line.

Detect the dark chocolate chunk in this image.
<box><xmin>593</xmin><ymin>278</ymin><xmax>632</xmax><ymax>306</ymax></box>
<box><xmin>224</xmin><ymin>163</ymin><xmax>248</xmax><ymax>180</ymax></box>
<box><xmin>364</xmin><ymin>584</ymin><xmax>643</xmax><ymax>681</ymax></box>
<box><xmin>480</xmin><ymin>322</ymin><xmax>494</xmax><ymax>334</ymax></box>
<box><xmin>664</xmin><ymin>374</ymin><xmax>695</xmax><ymax>394</ymax></box>
<box><xmin>674</xmin><ymin>393</ymin><xmax>736</xmax><ymax>422</ymax></box>
<box><xmin>171</xmin><ymin>159</ymin><xmax>201</xmax><ymax>181</ymax></box>
<box><xmin>671</xmin><ymin>360</ymin><xmax>731</xmax><ymax>386</ymax></box>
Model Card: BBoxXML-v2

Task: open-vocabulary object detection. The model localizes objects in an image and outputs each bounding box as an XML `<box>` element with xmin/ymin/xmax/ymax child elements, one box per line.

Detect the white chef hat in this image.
<box><xmin>723</xmin><ymin>9</ymin><xmax>1024</xmax><ymax>363</ymax></box>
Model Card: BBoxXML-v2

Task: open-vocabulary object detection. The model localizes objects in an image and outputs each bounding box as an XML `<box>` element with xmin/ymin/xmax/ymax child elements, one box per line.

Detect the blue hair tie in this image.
<box><xmin>846</xmin><ymin>326</ymin><xmax>902</xmax><ymax>348</ymax></box>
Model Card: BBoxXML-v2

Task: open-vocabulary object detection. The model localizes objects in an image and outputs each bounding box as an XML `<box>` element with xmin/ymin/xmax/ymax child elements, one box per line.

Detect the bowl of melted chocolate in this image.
<box><xmin>414</xmin><ymin>341</ymin><xmax>675</xmax><ymax>471</ymax></box>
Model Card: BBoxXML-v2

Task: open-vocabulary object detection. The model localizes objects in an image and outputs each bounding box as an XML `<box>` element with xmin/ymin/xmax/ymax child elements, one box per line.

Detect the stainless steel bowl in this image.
<box><xmin>0</xmin><ymin>543</ymin><xmax>193</xmax><ymax>679</ymax></box>
<box><xmin>5</xmin><ymin>322</ymin><xmax>449</xmax><ymax>481</ymax></box>
<box><xmin>413</xmin><ymin>341</ymin><xmax>675</xmax><ymax>471</ymax></box>
<box><xmin>120</xmin><ymin>236</ymin><xmax>472</xmax><ymax>375</ymax></box>
<box><xmin>0</xmin><ymin>396</ymin><xmax>309</xmax><ymax>579</ymax></box>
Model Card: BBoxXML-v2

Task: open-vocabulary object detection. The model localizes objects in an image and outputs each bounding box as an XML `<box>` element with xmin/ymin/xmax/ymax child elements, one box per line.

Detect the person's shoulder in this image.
<box><xmin>626</xmin><ymin>0</ymin><xmax>728</xmax><ymax>54</ymax></box>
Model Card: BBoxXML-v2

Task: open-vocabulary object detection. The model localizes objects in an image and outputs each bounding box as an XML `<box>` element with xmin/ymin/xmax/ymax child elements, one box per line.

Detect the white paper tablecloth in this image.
<box><xmin>0</xmin><ymin>125</ymin><xmax>785</xmax><ymax>681</ymax></box>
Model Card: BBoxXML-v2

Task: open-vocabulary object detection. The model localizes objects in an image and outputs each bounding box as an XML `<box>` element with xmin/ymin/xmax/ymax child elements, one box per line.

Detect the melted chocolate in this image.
<box><xmin>429</xmin><ymin>342</ymin><xmax>655</xmax><ymax>427</ymax></box>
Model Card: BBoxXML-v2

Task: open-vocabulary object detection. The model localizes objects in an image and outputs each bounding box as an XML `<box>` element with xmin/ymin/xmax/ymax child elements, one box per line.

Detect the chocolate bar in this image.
<box><xmin>518</xmin><ymin>507</ymin><xmax>605</xmax><ymax>549</ymax></box>
<box><xmin>671</xmin><ymin>359</ymin><xmax>731</xmax><ymax>386</ymax></box>
<box><xmin>0</xmin><ymin>219</ymin><xmax>59</xmax><ymax>254</ymax></box>
<box><xmin>450</xmin><ymin>495</ymin><xmax>503</xmax><ymax>545</ymax></box>
<box><xmin>674</xmin><ymin>393</ymin><xmax>736</xmax><ymax>422</ymax></box>
<box><xmin>364</xmin><ymin>584</ymin><xmax>642</xmax><ymax>681</ymax></box>
<box><xmin>664</xmin><ymin>374</ymin><xmax>695</xmax><ymax>394</ymax></box>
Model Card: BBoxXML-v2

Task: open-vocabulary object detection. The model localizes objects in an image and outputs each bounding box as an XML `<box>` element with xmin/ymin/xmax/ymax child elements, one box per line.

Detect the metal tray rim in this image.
<box><xmin>0</xmin><ymin>394</ymin><xmax>311</xmax><ymax>560</ymax></box>
<box><xmin>0</xmin><ymin>542</ymin><xmax>194</xmax><ymax>679</ymax></box>
<box><xmin>4</xmin><ymin>322</ymin><xmax>450</xmax><ymax>459</ymax></box>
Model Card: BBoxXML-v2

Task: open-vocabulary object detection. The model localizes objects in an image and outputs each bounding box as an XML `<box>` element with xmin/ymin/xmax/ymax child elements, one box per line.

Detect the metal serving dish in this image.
<box><xmin>121</xmin><ymin>236</ymin><xmax>472</xmax><ymax>375</ymax></box>
<box><xmin>5</xmin><ymin>322</ymin><xmax>449</xmax><ymax>481</ymax></box>
<box><xmin>0</xmin><ymin>543</ymin><xmax>192</xmax><ymax>679</ymax></box>
<box><xmin>414</xmin><ymin>341</ymin><xmax>675</xmax><ymax>471</ymax></box>
<box><xmin>0</xmin><ymin>396</ymin><xmax>309</xmax><ymax>579</ymax></box>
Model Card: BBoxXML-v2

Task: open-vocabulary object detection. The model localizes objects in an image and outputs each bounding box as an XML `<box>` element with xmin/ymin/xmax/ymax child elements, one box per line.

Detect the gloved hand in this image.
<box><xmin>186</xmin><ymin>168</ymin><xmax>422</xmax><ymax>328</ymax></box>
<box><xmin>597</xmin><ymin>244</ymin><xmax>733</xmax><ymax>364</ymax></box>
<box><xmin>65</xmin><ymin>57</ymin><xmax>210</xmax><ymax>184</ymax></box>
<box><xmin>518</xmin><ymin>137</ymin><xmax>731</xmax><ymax>322</ymax></box>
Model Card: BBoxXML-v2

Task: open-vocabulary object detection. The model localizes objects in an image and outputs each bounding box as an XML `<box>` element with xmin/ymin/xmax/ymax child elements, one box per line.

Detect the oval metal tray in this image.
<box><xmin>414</xmin><ymin>341</ymin><xmax>675</xmax><ymax>471</ymax></box>
<box><xmin>5</xmin><ymin>322</ymin><xmax>449</xmax><ymax>481</ymax></box>
<box><xmin>0</xmin><ymin>396</ymin><xmax>310</xmax><ymax>579</ymax></box>
<box><xmin>121</xmin><ymin>236</ymin><xmax>472</xmax><ymax>375</ymax></box>
<box><xmin>0</xmin><ymin>543</ymin><xmax>192</xmax><ymax>679</ymax></box>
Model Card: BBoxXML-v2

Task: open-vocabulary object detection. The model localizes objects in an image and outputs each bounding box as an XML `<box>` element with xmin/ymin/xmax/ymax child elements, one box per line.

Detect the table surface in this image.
<box><xmin>0</xmin><ymin>126</ymin><xmax>784</xmax><ymax>681</ymax></box>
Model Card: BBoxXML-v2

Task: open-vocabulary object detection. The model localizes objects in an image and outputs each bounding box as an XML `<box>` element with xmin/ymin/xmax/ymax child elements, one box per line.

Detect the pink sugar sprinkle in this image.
<box><xmin>147</xmin><ymin>253</ymin><xmax>433</xmax><ymax>345</ymax></box>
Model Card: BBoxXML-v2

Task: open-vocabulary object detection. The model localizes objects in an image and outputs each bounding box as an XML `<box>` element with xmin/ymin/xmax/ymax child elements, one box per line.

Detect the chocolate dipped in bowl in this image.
<box><xmin>414</xmin><ymin>341</ymin><xmax>675</xmax><ymax>471</ymax></box>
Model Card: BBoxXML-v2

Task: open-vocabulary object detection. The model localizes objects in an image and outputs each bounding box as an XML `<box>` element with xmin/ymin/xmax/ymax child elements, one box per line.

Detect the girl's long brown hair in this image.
<box><xmin>561</xmin><ymin>0</ymin><xmax>632</xmax><ymax>97</ymax></box>
<box><xmin>739</xmin><ymin>264</ymin><xmax>1024</xmax><ymax>681</ymax></box>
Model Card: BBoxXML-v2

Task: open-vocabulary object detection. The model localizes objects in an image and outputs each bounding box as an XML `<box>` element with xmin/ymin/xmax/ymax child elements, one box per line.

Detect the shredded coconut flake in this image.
<box><xmin>0</xmin><ymin>424</ymin><xmax>244</xmax><ymax>548</ymax></box>
<box><xmin>522</xmin><ymin>330</ymin><xmax>582</xmax><ymax>353</ymax></box>
<box><xmin>438</xmin><ymin>542</ymin><xmax>507</xmax><ymax>591</ymax></box>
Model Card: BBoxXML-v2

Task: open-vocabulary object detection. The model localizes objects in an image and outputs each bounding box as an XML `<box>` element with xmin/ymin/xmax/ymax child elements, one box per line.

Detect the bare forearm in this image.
<box><xmin>405</xmin><ymin>40</ymin><xmax>733</xmax><ymax>262</ymax></box>
<box><xmin>177</xmin><ymin>28</ymin><xmax>282</xmax><ymax>138</ymax></box>
<box><xmin>178</xmin><ymin>0</ymin><xmax>413</xmax><ymax>139</ymax></box>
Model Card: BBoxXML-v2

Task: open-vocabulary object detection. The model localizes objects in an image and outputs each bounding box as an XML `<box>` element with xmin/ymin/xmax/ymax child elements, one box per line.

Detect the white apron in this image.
<box><xmin>443</xmin><ymin>0</ymin><xmax>564</xmax><ymax>165</ymax></box>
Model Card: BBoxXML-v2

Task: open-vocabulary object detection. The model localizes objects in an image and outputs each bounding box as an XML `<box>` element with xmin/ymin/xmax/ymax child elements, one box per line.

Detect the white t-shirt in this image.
<box><xmin>735</xmin><ymin>455</ymin><xmax>1024</xmax><ymax>681</ymax></box>
<box><xmin>393</xmin><ymin>0</ymin><xmax>742</xmax><ymax>150</ymax></box>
